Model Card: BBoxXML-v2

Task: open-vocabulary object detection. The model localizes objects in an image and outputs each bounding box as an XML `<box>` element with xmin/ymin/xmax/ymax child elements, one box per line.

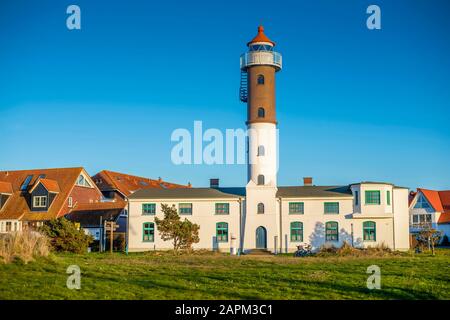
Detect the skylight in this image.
<box><xmin>20</xmin><ymin>175</ymin><xmax>33</xmax><ymax>191</ymax></box>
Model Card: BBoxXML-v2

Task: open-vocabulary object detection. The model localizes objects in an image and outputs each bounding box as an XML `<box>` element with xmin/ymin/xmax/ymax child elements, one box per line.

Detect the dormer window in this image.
<box><xmin>33</xmin><ymin>196</ymin><xmax>47</xmax><ymax>208</ymax></box>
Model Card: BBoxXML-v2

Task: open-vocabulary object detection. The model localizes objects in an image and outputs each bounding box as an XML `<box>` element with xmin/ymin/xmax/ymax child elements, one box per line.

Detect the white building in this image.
<box><xmin>127</xmin><ymin>26</ymin><xmax>411</xmax><ymax>253</ymax></box>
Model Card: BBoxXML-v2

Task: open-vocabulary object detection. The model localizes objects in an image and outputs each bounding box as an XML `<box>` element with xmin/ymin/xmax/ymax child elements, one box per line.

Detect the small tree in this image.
<box><xmin>416</xmin><ymin>223</ymin><xmax>442</xmax><ymax>255</ymax></box>
<box><xmin>155</xmin><ymin>204</ymin><xmax>200</xmax><ymax>252</ymax></box>
<box><xmin>40</xmin><ymin>218</ymin><xmax>93</xmax><ymax>254</ymax></box>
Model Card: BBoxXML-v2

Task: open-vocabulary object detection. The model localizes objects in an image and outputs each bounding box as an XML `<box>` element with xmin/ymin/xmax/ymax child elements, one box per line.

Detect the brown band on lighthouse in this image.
<box><xmin>246</xmin><ymin>65</ymin><xmax>277</xmax><ymax>125</ymax></box>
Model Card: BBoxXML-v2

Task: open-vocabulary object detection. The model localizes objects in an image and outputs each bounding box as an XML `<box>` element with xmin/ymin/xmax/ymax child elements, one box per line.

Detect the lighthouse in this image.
<box><xmin>241</xmin><ymin>26</ymin><xmax>282</xmax><ymax>251</ymax></box>
<box><xmin>240</xmin><ymin>26</ymin><xmax>282</xmax><ymax>187</ymax></box>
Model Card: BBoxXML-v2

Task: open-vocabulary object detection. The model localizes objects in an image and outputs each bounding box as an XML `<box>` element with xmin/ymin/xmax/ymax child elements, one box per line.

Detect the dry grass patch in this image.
<box><xmin>0</xmin><ymin>230</ymin><xmax>49</xmax><ymax>264</ymax></box>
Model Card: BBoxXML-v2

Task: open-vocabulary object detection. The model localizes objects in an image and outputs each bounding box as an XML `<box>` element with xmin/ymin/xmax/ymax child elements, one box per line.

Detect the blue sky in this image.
<box><xmin>0</xmin><ymin>0</ymin><xmax>449</xmax><ymax>190</ymax></box>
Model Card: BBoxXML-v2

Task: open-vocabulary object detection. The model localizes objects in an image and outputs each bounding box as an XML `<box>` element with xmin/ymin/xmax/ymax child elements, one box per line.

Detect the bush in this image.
<box><xmin>155</xmin><ymin>204</ymin><xmax>200</xmax><ymax>252</ymax></box>
<box><xmin>40</xmin><ymin>218</ymin><xmax>93</xmax><ymax>254</ymax></box>
<box><xmin>0</xmin><ymin>230</ymin><xmax>49</xmax><ymax>264</ymax></box>
<box><xmin>316</xmin><ymin>241</ymin><xmax>394</xmax><ymax>257</ymax></box>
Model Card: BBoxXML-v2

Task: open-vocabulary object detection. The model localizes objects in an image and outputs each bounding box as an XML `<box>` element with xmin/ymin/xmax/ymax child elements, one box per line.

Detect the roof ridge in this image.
<box><xmin>0</xmin><ymin>167</ymin><xmax>84</xmax><ymax>173</ymax></box>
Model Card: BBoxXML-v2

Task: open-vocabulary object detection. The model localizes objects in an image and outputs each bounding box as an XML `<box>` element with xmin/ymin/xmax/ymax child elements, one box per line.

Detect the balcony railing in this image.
<box><xmin>240</xmin><ymin>51</ymin><xmax>282</xmax><ymax>70</ymax></box>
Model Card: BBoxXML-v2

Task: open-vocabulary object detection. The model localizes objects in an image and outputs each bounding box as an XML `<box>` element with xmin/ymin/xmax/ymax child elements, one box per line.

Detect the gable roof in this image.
<box><xmin>29</xmin><ymin>178</ymin><xmax>60</xmax><ymax>194</ymax></box>
<box><xmin>92</xmin><ymin>170</ymin><xmax>189</xmax><ymax>197</ymax></box>
<box><xmin>416</xmin><ymin>188</ymin><xmax>450</xmax><ymax>224</ymax></box>
<box><xmin>0</xmin><ymin>167</ymin><xmax>100</xmax><ymax>221</ymax></box>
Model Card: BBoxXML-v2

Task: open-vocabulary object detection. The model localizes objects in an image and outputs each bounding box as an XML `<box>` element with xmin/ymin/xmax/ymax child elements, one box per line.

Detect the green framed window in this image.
<box><xmin>179</xmin><ymin>203</ymin><xmax>193</xmax><ymax>215</ymax></box>
<box><xmin>324</xmin><ymin>202</ymin><xmax>339</xmax><ymax>214</ymax></box>
<box><xmin>215</xmin><ymin>203</ymin><xmax>229</xmax><ymax>215</ymax></box>
<box><xmin>387</xmin><ymin>191</ymin><xmax>391</xmax><ymax>205</ymax></box>
<box><xmin>143</xmin><ymin>222</ymin><xmax>154</xmax><ymax>242</ymax></box>
<box><xmin>365</xmin><ymin>190</ymin><xmax>381</xmax><ymax>205</ymax></box>
<box><xmin>363</xmin><ymin>221</ymin><xmax>376</xmax><ymax>241</ymax></box>
<box><xmin>289</xmin><ymin>202</ymin><xmax>304</xmax><ymax>214</ymax></box>
<box><xmin>290</xmin><ymin>222</ymin><xmax>303</xmax><ymax>242</ymax></box>
<box><xmin>355</xmin><ymin>191</ymin><xmax>359</xmax><ymax>206</ymax></box>
<box><xmin>216</xmin><ymin>222</ymin><xmax>228</xmax><ymax>242</ymax></box>
<box><xmin>325</xmin><ymin>221</ymin><xmax>339</xmax><ymax>242</ymax></box>
<box><xmin>142</xmin><ymin>203</ymin><xmax>156</xmax><ymax>215</ymax></box>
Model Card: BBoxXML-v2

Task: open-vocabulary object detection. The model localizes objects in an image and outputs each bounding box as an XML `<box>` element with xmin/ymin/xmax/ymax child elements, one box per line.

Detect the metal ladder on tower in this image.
<box><xmin>239</xmin><ymin>71</ymin><xmax>248</xmax><ymax>103</ymax></box>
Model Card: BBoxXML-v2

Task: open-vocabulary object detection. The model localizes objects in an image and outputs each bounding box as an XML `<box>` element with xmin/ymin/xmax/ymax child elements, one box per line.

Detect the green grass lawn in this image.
<box><xmin>1</xmin><ymin>249</ymin><xmax>449</xmax><ymax>300</ymax></box>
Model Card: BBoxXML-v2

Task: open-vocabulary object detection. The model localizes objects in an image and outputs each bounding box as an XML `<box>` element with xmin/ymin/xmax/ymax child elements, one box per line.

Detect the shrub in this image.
<box><xmin>0</xmin><ymin>230</ymin><xmax>49</xmax><ymax>264</ymax></box>
<box><xmin>155</xmin><ymin>204</ymin><xmax>200</xmax><ymax>252</ymax></box>
<box><xmin>316</xmin><ymin>241</ymin><xmax>394</xmax><ymax>257</ymax></box>
<box><xmin>40</xmin><ymin>218</ymin><xmax>93</xmax><ymax>254</ymax></box>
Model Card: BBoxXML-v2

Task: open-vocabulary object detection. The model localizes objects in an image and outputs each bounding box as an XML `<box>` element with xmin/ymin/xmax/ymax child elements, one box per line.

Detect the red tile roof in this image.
<box><xmin>248</xmin><ymin>25</ymin><xmax>275</xmax><ymax>46</ymax></box>
<box><xmin>29</xmin><ymin>178</ymin><xmax>60</xmax><ymax>194</ymax></box>
<box><xmin>417</xmin><ymin>188</ymin><xmax>450</xmax><ymax>224</ymax></box>
<box><xmin>92</xmin><ymin>170</ymin><xmax>189</xmax><ymax>197</ymax></box>
<box><xmin>71</xmin><ymin>199</ymin><xmax>127</xmax><ymax>211</ymax></box>
<box><xmin>0</xmin><ymin>181</ymin><xmax>13</xmax><ymax>194</ymax></box>
<box><xmin>0</xmin><ymin>168</ymin><xmax>101</xmax><ymax>221</ymax></box>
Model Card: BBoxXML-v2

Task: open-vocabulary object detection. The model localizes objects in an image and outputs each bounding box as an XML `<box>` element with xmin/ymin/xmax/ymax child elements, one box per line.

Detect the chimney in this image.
<box><xmin>210</xmin><ymin>178</ymin><xmax>219</xmax><ymax>189</ymax></box>
<box><xmin>303</xmin><ymin>177</ymin><xmax>313</xmax><ymax>186</ymax></box>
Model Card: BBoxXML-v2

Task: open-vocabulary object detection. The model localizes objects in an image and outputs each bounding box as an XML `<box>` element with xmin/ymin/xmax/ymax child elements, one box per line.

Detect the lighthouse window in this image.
<box><xmin>257</xmin><ymin>75</ymin><xmax>265</xmax><ymax>85</ymax></box>
<box><xmin>257</xmin><ymin>175</ymin><xmax>265</xmax><ymax>185</ymax></box>
<box><xmin>257</xmin><ymin>203</ymin><xmax>265</xmax><ymax>214</ymax></box>
<box><xmin>257</xmin><ymin>145</ymin><xmax>265</xmax><ymax>156</ymax></box>
<box><xmin>250</xmin><ymin>45</ymin><xmax>273</xmax><ymax>52</ymax></box>
<box><xmin>257</xmin><ymin>107</ymin><xmax>265</xmax><ymax>118</ymax></box>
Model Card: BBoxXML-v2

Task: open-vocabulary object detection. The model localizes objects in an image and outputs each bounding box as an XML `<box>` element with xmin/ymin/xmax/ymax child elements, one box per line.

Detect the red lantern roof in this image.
<box><xmin>247</xmin><ymin>25</ymin><xmax>275</xmax><ymax>46</ymax></box>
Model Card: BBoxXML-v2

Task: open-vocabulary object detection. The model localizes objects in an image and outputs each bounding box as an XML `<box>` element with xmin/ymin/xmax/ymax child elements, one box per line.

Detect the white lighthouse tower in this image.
<box><xmin>240</xmin><ymin>26</ymin><xmax>282</xmax><ymax>252</ymax></box>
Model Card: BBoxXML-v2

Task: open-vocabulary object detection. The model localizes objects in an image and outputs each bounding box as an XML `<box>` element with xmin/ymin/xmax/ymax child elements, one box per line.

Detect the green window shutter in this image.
<box><xmin>142</xmin><ymin>203</ymin><xmax>156</xmax><ymax>215</ymax></box>
<box><xmin>179</xmin><ymin>203</ymin><xmax>193</xmax><ymax>215</ymax></box>
<box><xmin>324</xmin><ymin>202</ymin><xmax>339</xmax><ymax>214</ymax></box>
<box><xmin>290</xmin><ymin>222</ymin><xmax>303</xmax><ymax>242</ymax></box>
<box><xmin>143</xmin><ymin>222</ymin><xmax>155</xmax><ymax>242</ymax></box>
<box><xmin>363</xmin><ymin>221</ymin><xmax>376</xmax><ymax>241</ymax></box>
<box><xmin>216</xmin><ymin>222</ymin><xmax>228</xmax><ymax>242</ymax></box>
<box><xmin>387</xmin><ymin>191</ymin><xmax>391</xmax><ymax>205</ymax></box>
<box><xmin>215</xmin><ymin>203</ymin><xmax>230</xmax><ymax>215</ymax></box>
<box><xmin>289</xmin><ymin>202</ymin><xmax>304</xmax><ymax>214</ymax></box>
<box><xmin>325</xmin><ymin>221</ymin><xmax>339</xmax><ymax>241</ymax></box>
<box><xmin>355</xmin><ymin>191</ymin><xmax>359</xmax><ymax>205</ymax></box>
<box><xmin>365</xmin><ymin>191</ymin><xmax>381</xmax><ymax>205</ymax></box>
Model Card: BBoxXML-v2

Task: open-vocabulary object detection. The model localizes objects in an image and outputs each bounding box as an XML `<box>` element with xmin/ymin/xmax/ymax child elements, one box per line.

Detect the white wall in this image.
<box><xmin>243</xmin><ymin>183</ymin><xmax>278</xmax><ymax>252</ymax></box>
<box><xmin>128</xmin><ymin>198</ymin><xmax>242</xmax><ymax>252</ymax></box>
